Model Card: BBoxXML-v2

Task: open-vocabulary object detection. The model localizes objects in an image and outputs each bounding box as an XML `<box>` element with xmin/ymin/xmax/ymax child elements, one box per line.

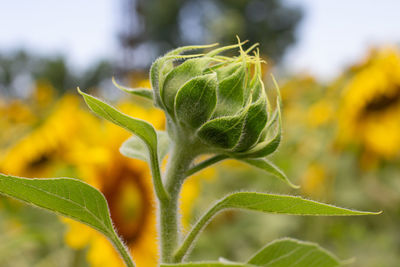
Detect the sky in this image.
<box><xmin>0</xmin><ymin>0</ymin><xmax>117</xmax><ymax>68</ymax></box>
<box><xmin>284</xmin><ymin>0</ymin><xmax>400</xmax><ymax>79</ymax></box>
<box><xmin>1</xmin><ymin>0</ymin><xmax>400</xmax><ymax>80</ymax></box>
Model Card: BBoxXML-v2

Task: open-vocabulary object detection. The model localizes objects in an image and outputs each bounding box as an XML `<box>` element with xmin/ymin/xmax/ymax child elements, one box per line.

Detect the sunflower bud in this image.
<box><xmin>150</xmin><ymin>40</ymin><xmax>281</xmax><ymax>158</ymax></box>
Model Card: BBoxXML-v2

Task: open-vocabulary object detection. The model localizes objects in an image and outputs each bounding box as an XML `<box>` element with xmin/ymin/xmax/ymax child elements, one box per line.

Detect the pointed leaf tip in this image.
<box><xmin>111</xmin><ymin>77</ymin><xmax>153</xmax><ymax>100</ymax></box>
<box><xmin>77</xmin><ymin>90</ymin><xmax>169</xmax><ymax>202</ymax></box>
<box><xmin>241</xmin><ymin>158</ymin><xmax>299</xmax><ymax>189</ymax></box>
<box><xmin>161</xmin><ymin>262</ymin><xmax>253</xmax><ymax>267</ymax></box>
<box><xmin>220</xmin><ymin>192</ymin><xmax>382</xmax><ymax>216</ymax></box>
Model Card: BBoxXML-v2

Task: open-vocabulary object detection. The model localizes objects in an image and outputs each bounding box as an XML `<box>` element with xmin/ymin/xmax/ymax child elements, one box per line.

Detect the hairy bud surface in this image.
<box><xmin>150</xmin><ymin>40</ymin><xmax>282</xmax><ymax>158</ymax></box>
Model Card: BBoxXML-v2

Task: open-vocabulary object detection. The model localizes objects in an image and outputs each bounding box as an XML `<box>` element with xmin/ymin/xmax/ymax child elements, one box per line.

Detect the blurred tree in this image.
<box><xmin>118</xmin><ymin>0</ymin><xmax>303</xmax><ymax>72</ymax></box>
<box><xmin>0</xmin><ymin>50</ymin><xmax>112</xmax><ymax>97</ymax></box>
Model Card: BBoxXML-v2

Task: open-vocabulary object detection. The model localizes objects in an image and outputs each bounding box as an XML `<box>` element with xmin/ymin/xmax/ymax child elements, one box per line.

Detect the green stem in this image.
<box><xmin>159</xmin><ymin>143</ymin><xmax>195</xmax><ymax>263</ymax></box>
<box><xmin>71</xmin><ymin>249</ymin><xmax>86</xmax><ymax>267</ymax></box>
<box><xmin>185</xmin><ymin>154</ymin><xmax>228</xmax><ymax>177</ymax></box>
<box><xmin>173</xmin><ymin>200</ymin><xmax>225</xmax><ymax>262</ymax></box>
<box><xmin>149</xmin><ymin>150</ymin><xmax>170</xmax><ymax>202</ymax></box>
<box><xmin>110</xmin><ymin>233</ymin><xmax>135</xmax><ymax>267</ymax></box>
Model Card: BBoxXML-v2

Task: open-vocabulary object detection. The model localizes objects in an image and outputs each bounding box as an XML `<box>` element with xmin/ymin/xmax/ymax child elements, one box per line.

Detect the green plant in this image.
<box><xmin>0</xmin><ymin>40</ymin><xmax>380</xmax><ymax>267</ymax></box>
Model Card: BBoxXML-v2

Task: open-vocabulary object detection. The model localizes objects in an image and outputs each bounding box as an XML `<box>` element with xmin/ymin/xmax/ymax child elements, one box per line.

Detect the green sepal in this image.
<box><xmin>150</xmin><ymin>57</ymin><xmax>169</xmax><ymax>109</ymax></box>
<box><xmin>186</xmin><ymin>155</ymin><xmax>229</xmax><ymax>177</ymax></box>
<box><xmin>234</xmin><ymin>97</ymin><xmax>268</xmax><ymax>152</ymax></box>
<box><xmin>239</xmin><ymin>129</ymin><xmax>281</xmax><ymax>158</ymax></box>
<box><xmin>162</xmin><ymin>58</ymin><xmax>213</xmax><ymax>115</ymax></box>
<box><xmin>241</xmin><ymin>158</ymin><xmax>299</xmax><ymax>188</ymax></box>
<box><xmin>150</xmin><ymin>43</ymin><xmax>219</xmax><ymax>109</ymax></box>
<box><xmin>205</xmin><ymin>40</ymin><xmax>248</xmax><ymax>57</ymax></box>
<box><xmin>112</xmin><ymin>77</ymin><xmax>153</xmax><ymax>100</ymax></box>
<box><xmin>248</xmin><ymin>238</ymin><xmax>341</xmax><ymax>267</ymax></box>
<box><xmin>175</xmin><ymin>73</ymin><xmax>218</xmax><ymax>129</ymax></box>
<box><xmin>212</xmin><ymin>64</ymin><xmax>246</xmax><ymax>117</ymax></box>
<box><xmin>247</xmin><ymin>48</ymin><xmax>263</xmax><ymax>101</ymax></box>
<box><xmin>213</xmin><ymin>62</ymin><xmax>242</xmax><ymax>80</ymax></box>
<box><xmin>197</xmin><ymin>110</ymin><xmax>247</xmax><ymax>149</ymax></box>
<box><xmin>257</xmin><ymin>108</ymin><xmax>278</xmax><ymax>143</ymax></box>
<box><xmin>166</xmin><ymin>43</ymin><xmax>219</xmax><ymax>57</ymax></box>
<box><xmin>250</xmin><ymin>76</ymin><xmax>265</xmax><ymax>104</ymax></box>
<box><xmin>237</xmin><ymin>100</ymin><xmax>281</xmax><ymax>158</ymax></box>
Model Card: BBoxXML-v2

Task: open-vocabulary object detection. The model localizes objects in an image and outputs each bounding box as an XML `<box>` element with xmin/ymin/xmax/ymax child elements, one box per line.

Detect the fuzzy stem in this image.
<box><xmin>149</xmin><ymin>150</ymin><xmax>170</xmax><ymax>202</ymax></box>
<box><xmin>110</xmin><ymin>233</ymin><xmax>135</xmax><ymax>267</ymax></box>
<box><xmin>186</xmin><ymin>154</ymin><xmax>228</xmax><ymax>177</ymax></box>
<box><xmin>173</xmin><ymin>200</ymin><xmax>224</xmax><ymax>262</ymax></box>
<box><xmin>159</xmin><ymin>142</ymin><xmax>195</xmax><ymax>263</ymax></box>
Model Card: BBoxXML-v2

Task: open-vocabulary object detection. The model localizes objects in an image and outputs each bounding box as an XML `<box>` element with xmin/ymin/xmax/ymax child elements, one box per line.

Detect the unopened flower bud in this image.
<box><xmin>150</xmin><ymin>40</ymin><xmax>281</xmax><ymax>158</ymax></box>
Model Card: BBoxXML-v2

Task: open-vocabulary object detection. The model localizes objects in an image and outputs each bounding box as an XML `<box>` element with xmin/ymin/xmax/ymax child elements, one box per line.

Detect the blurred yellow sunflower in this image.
<box><xmin>306</xmin><ymin>99</ymin><xmax>335</xmax><ymax>128</ymax></box>
<box><xmin>338</xmin><ymin>47</ymin><xmax>400</xmax><ymax>160</ymax></box>
<box><xmin>62</xmin><ymin>103</ymin><xmax>164</xmax><ymax>267</ymax></box>
<box><xmin>0</xmin><ymin>94</ymin><xmax>92</xmax><ymax>177</ymax></box>
<box><xmin>180</xmin><ymin>161</ymin><xmax>216</xmax><ymax>232</ymax></box>
<box><xmin>0</xmin><ymin>99</ymin><xmax>35</xmax><ymax>149</ymax></box>
<box><xmin>280</xmin><ymin>75</ymin><xmax>323</xmax><ymax>129</ymax></box>
<box><xmin>126</xmin><ymin>73</ymin><xmax>152</xmax><ymax>89</ymax></box>
<box><xmin>0</xmin><ymin>81</ymin><xmax>57</xmax><ymax>149</ymax></box>
<box><xmin>2</xmin><ymin>85</ymin><xmax>215</xmax><ymax>266</ymax></box>
<box><xmin>63</xmin><ymin>101</ymin><xmax>213</xmax><ymax>267</ymax></box>
<box><xmin>300</xmin><ymin>162</ymin><xmax>332</xmax><ymax>200</ymax></box>
<box><xmin>31</xmin><ymin>79</ymin><xmax>55</xmax><ymax>109</ymax></box>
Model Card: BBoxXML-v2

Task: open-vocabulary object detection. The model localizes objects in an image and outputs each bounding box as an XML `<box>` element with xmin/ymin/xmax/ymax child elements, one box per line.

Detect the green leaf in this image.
<box><xmin>248</xmin><ymin>238</ymin><xmax>341</xmax><ymax>267</ymax></box>
<box><xmin>186</xmin><ymin>155</ymin><xmax>229</xmax><ymax>177</ymax></box>
<box><xmin>241</xmin><ymin>158</ymin><xmax>299</xmax><ymax>188</ymax></box>
<box><xmin>120</xmin><ymin>131</ymin><xmax>171</xmax><ymax>162</ymax></box>
<box><xmin>213</xmin><ymin>62</ymin><xmax>242</xmax><ymax>79</ymax></box>
<box><xmin>0</xmin><ymin>175</ymin><xmax>112</xmax><ymax>236</ymax></box>
<box><xmin>218</xmin><ymin>192</ymin><xmax>381</xmax><ymax>216</ymax></box>
<box><xmin>78</xmin><ymin>88</ymin><xmax>169</xmax><ymax>202</ymax></box>
<box><xmin>174</xmin><ymin>192</ymin><xmax>380</xmax><ymax>262</ymax></box>
<box><xmin>0</xmin><ymin>174</ymin><xmax>135</xmax><ymax>267</ymax></box>
<box><xmin>161</xmin><ymin>262</ymin><xmax>254</xmax><ymax>267</ymax></box>
<box><xmin>78</xmin><ymin>88</ymin><xmax>157</xmax><ymax>148</ymax></box>
<box><xmin>175</xmin><ymin>73</ymin><xmax>218</xmax><ymax>129</ymax></box>
<box><xmin>112</xmin><ymin>77</ymin><xmax>153</xmax><ymax>100</ymax></box>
